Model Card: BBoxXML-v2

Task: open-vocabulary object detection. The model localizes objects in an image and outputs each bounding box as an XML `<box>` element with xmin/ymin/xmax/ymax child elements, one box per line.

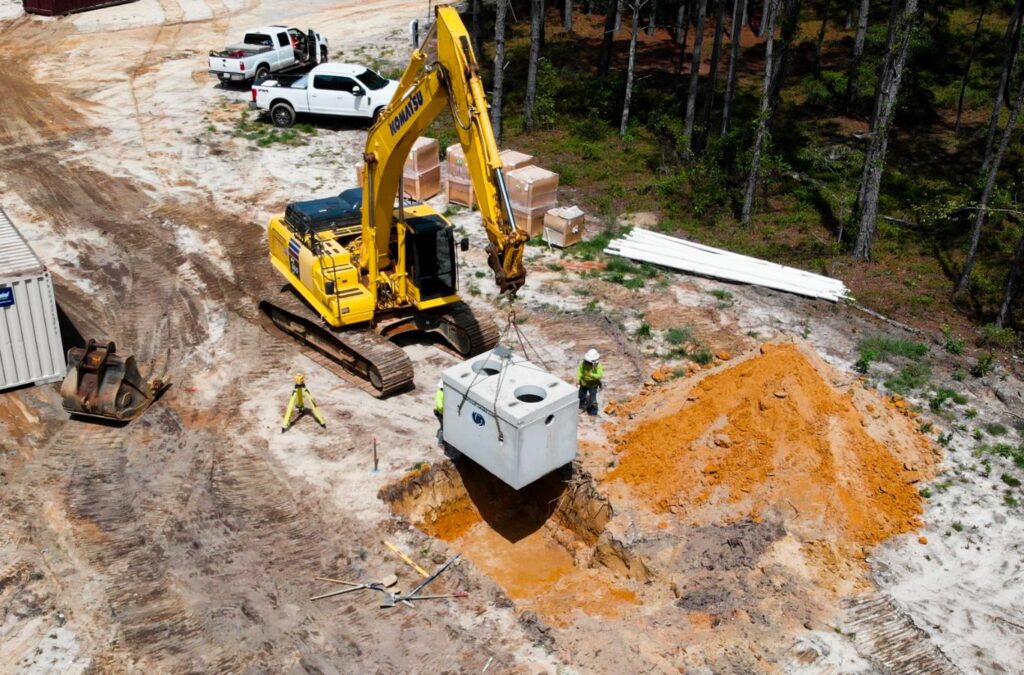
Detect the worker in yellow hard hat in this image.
<box><xmin>434</xmin><ymin>378</ymin><xmax>445</xmax><ymax>446</ymax></box>
<box><xmin>576</xmin><ymin>349</ymin><xmax>604</xmax><ymax>416</ymax></box>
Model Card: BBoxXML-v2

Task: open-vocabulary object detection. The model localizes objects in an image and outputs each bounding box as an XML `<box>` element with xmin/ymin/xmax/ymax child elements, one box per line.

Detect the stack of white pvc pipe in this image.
<box><xmin>605</xmin><ymin>228</ymin><xmax>852</xmax><ymax>302</ymax></box>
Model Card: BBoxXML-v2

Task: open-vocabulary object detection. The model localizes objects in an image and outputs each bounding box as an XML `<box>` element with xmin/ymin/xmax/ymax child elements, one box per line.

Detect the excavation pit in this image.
<box><xmin>379</xmin><ymin>459</ymin><xmax>648</xmax><ymax>626</ymax></box>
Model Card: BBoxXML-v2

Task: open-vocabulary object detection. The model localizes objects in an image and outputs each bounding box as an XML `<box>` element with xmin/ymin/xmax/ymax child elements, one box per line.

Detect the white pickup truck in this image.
<box><xmin>208</xmin><ymin>26</ymin><xmax>328</xmax><ymax>84</ymax></box>
<box><xmin>250</xmin><ymin>63</ymin><xmax>401</xmax><ymax>128</ymax></box>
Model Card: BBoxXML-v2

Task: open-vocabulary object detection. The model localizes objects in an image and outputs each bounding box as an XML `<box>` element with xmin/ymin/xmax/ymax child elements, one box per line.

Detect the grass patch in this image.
<box><xmin>665</xmin><ymin>327</ymin><xmax>695</xmax><ymax>346</ymax></box>
<box><xmin>929</xmin><ymin>388</ymin><xmax>967</xmax><ymax>412</ymax></box>
<box><xmin>970</xmin><ymin>352</ymin><xmax>995</xmax><ymax>377</ymax></box>
<box><xmin>635</xmin><ymin>322</ymin><xmax>652</xmax><ymax>338</ymax></box>
<box><xmin>1001</xmin><ymin>474</ymin><xmax>1022</xmax><ymax>488</ymax></box>
<box><xmin>884</xmin><ymin>362</ymin><xmax>933</xmax><ymax>395</ymax></box>
<box><xmin>984</xmin><ymin>423</ymin><xmax>1008</xmax><ymax>436</ymax></box>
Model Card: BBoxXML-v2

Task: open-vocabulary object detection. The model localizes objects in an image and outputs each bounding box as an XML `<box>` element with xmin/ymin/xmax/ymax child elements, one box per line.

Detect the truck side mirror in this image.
<box><xmin>352</xmin><ymin>85</ymin><xmax>364</xmax><ymax>96</ymax></box>
<box><xmin>460</xmin><ymin>237</ymin><xmax>469</xmax><ymax>252</ymax></box>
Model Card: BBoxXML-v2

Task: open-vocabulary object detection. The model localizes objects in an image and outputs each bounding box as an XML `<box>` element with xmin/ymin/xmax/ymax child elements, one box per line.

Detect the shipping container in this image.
<box><xmin>0</xmin><ymin>207</ymin><xmax>65</xmax><ymax>391</ymax></box>
<box><xmin>23</xmin><ymin>0</ymin><xmax>136</xmax><ymax>16</ymax></box>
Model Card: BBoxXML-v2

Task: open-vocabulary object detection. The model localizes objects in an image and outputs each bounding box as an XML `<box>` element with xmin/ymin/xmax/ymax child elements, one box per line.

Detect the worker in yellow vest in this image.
<box><xmin>576</xmin><ymin>349</ymin><xmax>604</xmax><ymax>416</ymax></box>
<box><xmin>434</xmin><ymin>379</ymin><xmax>445</xmax><ymax>445</ymax></box>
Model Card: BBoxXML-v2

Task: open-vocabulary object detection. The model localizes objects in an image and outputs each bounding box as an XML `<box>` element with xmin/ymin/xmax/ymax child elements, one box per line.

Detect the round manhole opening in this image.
<box><xmin>471</xmin><ymin>358</ymin><xmax>502</xmax><ymax>376</ymax></box>
<box><xmin>514</xmin><ymin>385</ymin><xmax>547</xmax><ymax>403</ymax></box>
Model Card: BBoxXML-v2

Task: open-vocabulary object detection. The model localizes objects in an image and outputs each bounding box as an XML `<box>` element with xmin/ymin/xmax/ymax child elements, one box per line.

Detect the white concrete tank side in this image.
<box><xmin>442</xmin><ymin>349</ymin><xmax>578</xmax><ymax>489</ymax></box>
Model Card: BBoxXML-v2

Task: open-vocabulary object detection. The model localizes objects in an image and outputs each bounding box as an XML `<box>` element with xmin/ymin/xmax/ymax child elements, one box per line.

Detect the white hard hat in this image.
<box><xmin>584</xmin><ymin>349</ymin><xmax>600</xmax><ymax>363</ymax></box>
<box><xmin>437</xmin><ymin>379</ymin><xmax>444</xmax><ymax>389</ymax></box>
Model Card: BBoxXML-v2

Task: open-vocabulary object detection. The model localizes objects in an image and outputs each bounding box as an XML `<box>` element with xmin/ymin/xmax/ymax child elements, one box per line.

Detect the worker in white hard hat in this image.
<box><xmin>434</xmin><ymin>378</ymin><xmax>445</xmax><ymax>445</ymax></box>
<box><xmin>576</xmin><ymin>349</ymin><xmax>604</xmax><ymax>416</ymax></box>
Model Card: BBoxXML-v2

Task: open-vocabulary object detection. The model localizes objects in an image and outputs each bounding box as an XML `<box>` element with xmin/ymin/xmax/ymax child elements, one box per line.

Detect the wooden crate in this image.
<box><xmin>543</xmin><ymin>206</ymin><xmax>585</xmax><ymax>248</ymax></box>
<box><xmin>447</xmin><ymin>176</ymin><xmax>475</xmax><ymax>207</ymax></box>
<box><xmin>512</xmin><ymin>203</ymin><xmax>551</xmax><ymax>237</ymax></box>
<box><xmin>447</xmin><ymin>144</ymin><xmax>471</xmax><ymax>181</ymax></box>
<box><xmin>403</xmin><ymin>164</ymin><xmax>442</xmax><ymax>201</ymax></box>
<box><xmin>406</xmin><ymin>137</ymin><xmax>440</xmax><ymax>174</ymax></box>
<box><xmin>506</xmin><ymin>165</ymin><xmax>558</xmax><ymax>210</ymax></box>
<box><xmin>500</xmin><ymin>149</ymin><xmax>535</xmax><ymax>171</ymax></box>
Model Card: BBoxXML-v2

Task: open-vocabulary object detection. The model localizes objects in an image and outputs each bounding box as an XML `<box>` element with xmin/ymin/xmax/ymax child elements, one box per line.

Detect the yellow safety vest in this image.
<box><xmin>577</xmin><ymin>362</ymin><xmax>604</xmax><ymax>387</ymax></box>
<box><xmin>434</xmin><ymin>388</ymin><xmax>444</xmax><ymax>413</ymax></box>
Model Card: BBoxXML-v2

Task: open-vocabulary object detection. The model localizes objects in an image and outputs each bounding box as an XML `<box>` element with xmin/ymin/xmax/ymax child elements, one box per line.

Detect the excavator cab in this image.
<box><xmin>405</xmin><ymin>215</ymin><xmax>457</xmax><ymax>301</ymax></box>
<box><xmin>60</xmin><ymin>340</ymin><xmax>166</xmax><ymax>422</ymax></box>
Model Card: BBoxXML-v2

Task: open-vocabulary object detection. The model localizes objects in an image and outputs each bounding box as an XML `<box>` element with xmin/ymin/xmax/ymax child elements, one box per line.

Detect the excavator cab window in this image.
<box><xmin>405</xmin><ymin>215</ymin><xmax>457</xmax><ymax>300</ymax></box>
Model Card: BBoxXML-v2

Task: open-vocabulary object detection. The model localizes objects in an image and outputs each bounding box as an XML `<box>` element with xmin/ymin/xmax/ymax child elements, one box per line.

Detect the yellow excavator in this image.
<box><xmin>259</xmin><ymin>6</ymin><xmax>528</xmax><ymax>396</ymax></box>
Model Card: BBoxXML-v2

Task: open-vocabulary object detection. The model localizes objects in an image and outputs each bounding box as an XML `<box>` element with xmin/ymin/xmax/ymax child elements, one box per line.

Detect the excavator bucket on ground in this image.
<box><xmin>60</xmin><ymin>340</ymin><xmax>166</xmax><ymax>422</ymax></box>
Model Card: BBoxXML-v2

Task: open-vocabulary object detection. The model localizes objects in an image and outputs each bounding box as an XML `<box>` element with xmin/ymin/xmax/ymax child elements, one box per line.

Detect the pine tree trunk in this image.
<box><xmin>721</xmin><ymin>0</ymin><xmax>746</xmax><ymax>135</ymax></box>
<box><xmin>697</xmin><ymin>0</ymin><xmax>727</xmax><ymax>149</ymax></box>
<box><xmin>676</xmin><ymin>0</ymin><xmax>692</xmax><ymax>74</ymax></box>
<box><xmin>525</xmin><ymin>0</ymin><xmax>544</xmax><ymax>131</ymax></box>
<box><xmin>996</xmin><ymin>230</ymin><xmax>1024</xmax><ymax>327</ymax></box>
<box><xmin>683</xmin><ymin>0</ymin><xmax>707</xmax><ymax>151</ymax></box>
<box><xmin>647</xmin><ymin>0</ymin><xmax>657</xmax><ymax>35</ymax></box>
<box><xmin>813</xmin><ymin>1</ymin><xmax>828</xmax><ymax>73</ymax></box>
<box><xmin>492</xmin><ymin>0</ymin><xmax>509</xmax><ymax>141</ymax></box>
<box><xmin>954</xmin><ymin>0</ymin><xmax>989</xmax><ymax>134</ymax></box>
<box><xmin>958</xmin><ymin>71</ymin><xmax>1024</xmax><ymax>295</ymax></box>
<box><xmin>615</xmin><ymin>0</ymin><xmax>623</xmax><ymax>30</ymax></box>
<box><xmin>740</xmin><ymin>0</ymin><xmax>779</xmax><ymax>225</ymax></box>
<box><xmin>981</xmin><ymin>0</ymin><xmax>1024</xmax><ymax>179</ymax></box>
<box><xmin>843</xmin><ymin>6</ymin><xmax>853</xmax><ymax>30</ymax></box>
<box><xmin>844</xmin><ymin>0</ymin><xmax>870</xmax><ymax>110</ymax></box>
<box><xmin>622</xmin><ymin>3</ymin><xmax>642</xmax><ymax>135</ymax></box>
<box><xmin>852</xmin><ymin>0</ymin><xmax>921</xmax><ymax>261</ymax></box>
<box><xmin>599</xmin><ymin>0</ymin><xmax>619</xmax><ymax>76</ymax></box>
<box><xmin>675</xmin><ymin>1</ymin><xmax>688</xmax><ymax>43</ymax></box>
<box><xmin>564</xmin><ymin>0</ymin><xmax>573</xmax><ymax>32</ymax></box>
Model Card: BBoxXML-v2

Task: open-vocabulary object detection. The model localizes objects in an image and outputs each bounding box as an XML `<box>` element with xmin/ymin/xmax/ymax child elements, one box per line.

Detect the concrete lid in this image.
<box><xmin>442</xmin><ymin>350</ymin><xmax>576</xmax><ymax>427</ymax></box>
<box><xmin>0</xmin><ymin>207</ymin><xmax>44</xmax><ymax>280</ymax></box>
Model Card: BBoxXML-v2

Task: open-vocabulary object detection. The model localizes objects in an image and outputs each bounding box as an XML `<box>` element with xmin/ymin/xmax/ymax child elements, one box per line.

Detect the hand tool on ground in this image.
<box><xmin>401</xmin><ymin>592</ymin><xmax>469</xmax><ymax>601</ymax></box>
<box><xmin>384</xmin><ymin>540</ymin><xmax>429</xmax><ymax>578</ymax></box>
<box><xmin>380</xmin><ymin>554</ymin><xmax>462</xmax><ymax>608</ymax></box>
<box><xmin>310</xmin><ymin>574</ymin><xmax>399</xmax><ymax>601</ymax></box>
<box><xmin>316</xmin><ymin>573</ymin><xmax>398</xmax><ymax>587</ymax></box>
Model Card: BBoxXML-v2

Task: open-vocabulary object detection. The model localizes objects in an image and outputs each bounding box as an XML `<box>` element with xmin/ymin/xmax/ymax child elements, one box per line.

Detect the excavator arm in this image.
<box><xmin>359</xmin><ymin>5</ymin><xmax>527</xmax><ymax>298</ymax></box>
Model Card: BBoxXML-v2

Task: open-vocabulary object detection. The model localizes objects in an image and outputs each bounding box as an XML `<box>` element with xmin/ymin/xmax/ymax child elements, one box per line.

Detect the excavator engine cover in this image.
<box><xmin>60</xmin><ymin>340</ymin><xmax>164</xmax><ymax>422</ymax></box>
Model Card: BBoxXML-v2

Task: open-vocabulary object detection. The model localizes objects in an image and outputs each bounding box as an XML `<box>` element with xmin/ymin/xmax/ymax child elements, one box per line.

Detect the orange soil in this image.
<box><xmin>419</xmin><ymin>502</ymin><xmax>637</xmax><ymax>627</ymax></box>
<box><xmin>606</xmin><ymin>343</ymin><xmax>937</xmax><ymax>556</ymax></box>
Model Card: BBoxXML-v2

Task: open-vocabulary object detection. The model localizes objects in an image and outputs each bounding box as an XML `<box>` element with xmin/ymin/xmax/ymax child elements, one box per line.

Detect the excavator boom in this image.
<box><xmin>359</xmin><ymin>5</ymin><xmax>527</xmax><ymax>296</ymax></box>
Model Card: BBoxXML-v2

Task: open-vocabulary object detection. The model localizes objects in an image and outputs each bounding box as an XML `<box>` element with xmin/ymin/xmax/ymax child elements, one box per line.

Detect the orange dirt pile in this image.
<box><xmin>606</xmin><ymin>343</ymin><xmax>937</xmax><ymax>555</ymax></box>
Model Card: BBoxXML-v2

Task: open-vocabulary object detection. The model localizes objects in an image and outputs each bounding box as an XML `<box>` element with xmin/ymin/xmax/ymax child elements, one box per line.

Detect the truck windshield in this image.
<box><xmin>243</xmin><ymin>33</ymin><xmax>273</xmax><ymax>46</ymax></box>
<box><xmin>356</xmin><ymin>69</ymin><xmax>389</xmax><ymax>91</ymax></box>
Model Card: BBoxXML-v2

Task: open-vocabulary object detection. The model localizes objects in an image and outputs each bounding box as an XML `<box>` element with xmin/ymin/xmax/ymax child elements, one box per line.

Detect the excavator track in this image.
<box><xmin>432</xmin><ymin>301</ymin><xmax>501</xmax><ymax>356</ymax></box>
<box><xmin>258</xmin><ymin>289</ymin><xmax>414</xmax><ymax>398</ymax></box>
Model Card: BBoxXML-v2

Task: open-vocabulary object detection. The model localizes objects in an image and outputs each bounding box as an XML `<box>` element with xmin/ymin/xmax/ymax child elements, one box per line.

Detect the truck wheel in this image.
<box><xmin>372</xmin><ymin>106</ymin><xmax>384</xmax><ymax>122</ymax></box>
<box><xmin>271</xmin><ymin>103</ymin><xmax>296</xmax><ymax>128</ymax></box>
<box><xmin>320</xmin><ymin>47</ymin><xmax>328</xmax><ymax>63</ymax></box>
<box><xmin>255</xmin><ymin>64</ymin><xmax>270</xmax><ymax>83</ymax></box>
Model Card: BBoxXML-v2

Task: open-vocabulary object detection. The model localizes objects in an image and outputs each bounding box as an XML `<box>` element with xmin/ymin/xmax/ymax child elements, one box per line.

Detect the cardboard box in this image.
<box><xmin>500</xmin><ymin>149</ymin><xmax>535</xmax><ymax>171</ymax></box>
<box><xmin>543</xmin><ymin>206</ymin><xmax>585</xmax><ymax>248</ymax></box>
<box><xmin>447</xmin><ymin>175</ymin><xmax>475</xmax><ymax>207</ymax></box>
<box><xmin>406</xmin><ymin>136</ymin><xmax>440</xmax><ymax>174</ymax></box>
<box><xmin>506</xmin><ymin>165</ymin><xmax>558</xmax><ymax>210</ymax></box>
<box><xmin>403</xmin><ymin>164</ymin><xmax>442</xmax><ymax>201</ymax></box>
<box><xmin>512</xmin><ymin>203</ymin><xmax>551</xmax><ymax>237</ymax></box>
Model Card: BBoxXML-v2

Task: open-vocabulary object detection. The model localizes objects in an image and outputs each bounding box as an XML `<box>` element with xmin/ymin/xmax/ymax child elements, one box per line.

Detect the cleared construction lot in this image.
<box><xmin>1</xmin><ymin>1</ymin><xmax>1023</xmax><ymax>672</ymax></box>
